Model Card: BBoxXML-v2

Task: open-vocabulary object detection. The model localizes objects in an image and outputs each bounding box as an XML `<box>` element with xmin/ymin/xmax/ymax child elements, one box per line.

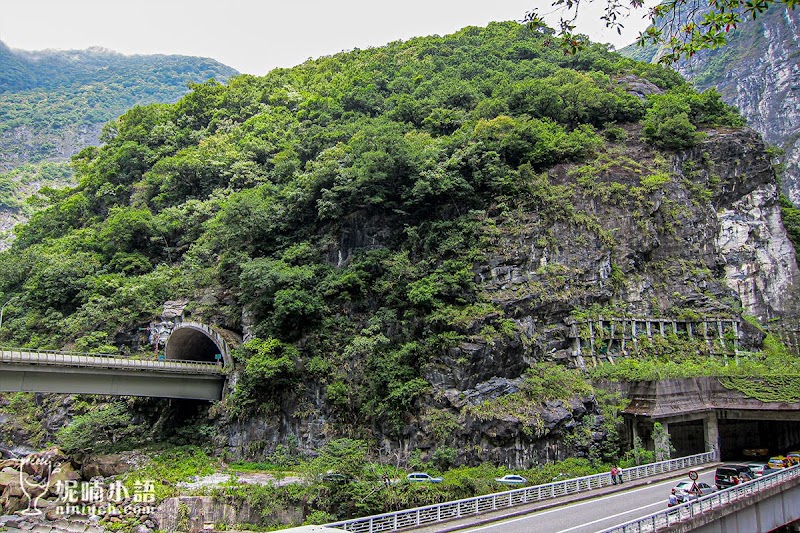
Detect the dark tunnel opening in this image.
<box><xmin>164</xmin><ymin>327</ymin><xmax>222</xmax><ymax>363</ymax></box>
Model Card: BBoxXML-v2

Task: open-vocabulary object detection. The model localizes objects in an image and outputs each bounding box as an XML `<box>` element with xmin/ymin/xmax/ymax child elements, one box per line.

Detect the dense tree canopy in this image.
<box><xmin>0</xmin><ymin>22</ymin><xmax>742</xmax><ymax>433</ymax></box>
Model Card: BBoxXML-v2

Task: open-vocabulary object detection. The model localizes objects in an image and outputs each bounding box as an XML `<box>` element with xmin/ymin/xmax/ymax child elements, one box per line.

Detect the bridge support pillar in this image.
<box><xmin>704</xmin><ymin>413</ymin><xmax>720</xmax><ymax>461</ymax></box>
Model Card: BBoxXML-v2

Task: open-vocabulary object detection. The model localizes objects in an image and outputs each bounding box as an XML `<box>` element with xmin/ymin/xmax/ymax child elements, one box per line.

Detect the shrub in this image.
<box><xmin>57</xmin><ymin>403</ymin><xmax>143</xmax><ymax>454</ymax></box>
<box><xmin>642</xmin><ymin>94</ymin><xmax>697</xmax><ymax>149</ymax></box>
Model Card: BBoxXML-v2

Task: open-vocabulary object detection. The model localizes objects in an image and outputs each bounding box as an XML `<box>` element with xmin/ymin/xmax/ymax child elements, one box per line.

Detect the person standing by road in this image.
<box><xmin>610</xmin><ymin>466</ymin><xmax>618</xmax><ymax>485</ymax></box>
<box><xmin>616</xmin><ymin>466</ymin><xmax>624</xmax><ymax>484</ymax></box>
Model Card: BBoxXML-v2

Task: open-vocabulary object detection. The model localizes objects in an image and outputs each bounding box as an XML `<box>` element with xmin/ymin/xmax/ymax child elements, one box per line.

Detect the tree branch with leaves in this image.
<box><xmin>524</xmin><ymin>0</ymin><xmax>797</xmax><ymax>62</ymax></box>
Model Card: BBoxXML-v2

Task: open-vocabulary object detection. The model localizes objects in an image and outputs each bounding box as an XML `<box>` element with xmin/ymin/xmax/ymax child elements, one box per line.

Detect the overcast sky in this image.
<box><xmin>0</xmin><ymin>1</ymin><xmax>653</xmax><ymax>75</ymax></box>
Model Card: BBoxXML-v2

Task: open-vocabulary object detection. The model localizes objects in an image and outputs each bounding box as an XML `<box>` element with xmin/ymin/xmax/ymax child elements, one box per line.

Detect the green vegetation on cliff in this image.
<box><xmin>0</xmin><ymin>41</ymin><xmax>239</xmax><ymax>247</ymax></box>
<box><xmin>0</xmin><ymin>22</ymin><xmax>744</xmax><ymax>444</ymax></box>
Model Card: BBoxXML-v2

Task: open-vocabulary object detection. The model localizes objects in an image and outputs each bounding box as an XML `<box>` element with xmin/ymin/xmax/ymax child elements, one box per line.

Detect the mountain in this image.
<box><xmin>0</xmin><ymin>41</ymin><xmax>238</xmax><ymax>247</ymax></box>
<box><xmin>620</xmin><ymin>4</ymin><xmax>800</xmax><ymax>204</ymax></box>
<box><xmin>0</xmin><ymin>22</ymin><xmax>796</xmax><ymax>473</ymax></box>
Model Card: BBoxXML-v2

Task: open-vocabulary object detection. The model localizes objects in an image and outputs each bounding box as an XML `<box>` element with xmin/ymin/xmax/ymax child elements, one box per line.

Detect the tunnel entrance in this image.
<box><xmin>164</xmin><ymin>326</ymin><xmax>224</xmax><ymax>364</ymax></box>
<box><xmin>718</xmin><ymin>419</ymin><xmax>800</xmax><ymax>461</ymax></box>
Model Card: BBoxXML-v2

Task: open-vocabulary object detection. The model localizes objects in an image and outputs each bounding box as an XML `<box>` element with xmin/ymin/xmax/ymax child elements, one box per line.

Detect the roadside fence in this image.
<box><xmin>597</xmin><ymin>464</ymin><xmax>800</xmax><ymax>533</ymax></box>
<box><xmin>0</xmin><ymin>346</ymin><xmax>224</xmax><ymax>374</ymax></box>
<box><xmin>326</xmin><ymin>451</ymin><xmax>715</xmax><ymax>532</ymax></box>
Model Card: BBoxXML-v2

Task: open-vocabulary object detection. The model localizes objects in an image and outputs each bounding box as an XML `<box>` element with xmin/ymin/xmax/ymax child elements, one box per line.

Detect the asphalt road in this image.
<box><xmin>458</xmin><ymin>468</ymin><xmax>716</xmax><ymax>533</ymax></box>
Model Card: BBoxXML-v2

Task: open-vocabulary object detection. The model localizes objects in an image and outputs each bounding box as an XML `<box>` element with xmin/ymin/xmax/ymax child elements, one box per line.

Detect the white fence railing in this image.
<box><xmin>597</xmin><ymin>464</ymin><xmax>800</xmax><ymax>533</ymax></box>
<box><xmin>0</xmin><ymin>347</ymin><xmax>225</xmax><ymax>375</ymax></box>
<box><xmin>326</xmin><ymin>451</ymin><xmax>715</xmax><ymax>532</ymax></box>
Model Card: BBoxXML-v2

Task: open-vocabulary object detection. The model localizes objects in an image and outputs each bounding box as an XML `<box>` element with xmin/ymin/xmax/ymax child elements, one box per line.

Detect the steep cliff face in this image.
<box><xmin>225</xmin><ymin>124</ymin><xmax>799</xmax><ymax>467</ymax></box>
<box><xmin>0</xmin><ymin>123</ymin><xmax>103</xmax><ymax>172</ymax></box>
<box><xmin>2</xmin><ymin>23</ymin><xmax>796</xmax><ymax>469</ymax></box>
<box><xmin>679</xmin><ymin>8</ymin><xmax>800</xmax><ymax>202</ymax></box>
<box><xmin>623</xmin><ymin>5</ymin><xmax>800</xmax><ymax>203</ymax></box>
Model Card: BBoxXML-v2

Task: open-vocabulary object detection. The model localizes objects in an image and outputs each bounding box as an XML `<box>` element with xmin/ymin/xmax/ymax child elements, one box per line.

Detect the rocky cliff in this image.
<box><xmin>1</xmin><ymin>23</ymin><xmax>797</xmax><ymax>470</ymax></box>
<box><xmin>225</xmin><ymin>123</ymin><xmax>799</xmax><ymax>468</ymax></box>
<box><xmin>622</xmin><ymin>4</ymin><xmax>800</xmax><ymax>203</ymax></box>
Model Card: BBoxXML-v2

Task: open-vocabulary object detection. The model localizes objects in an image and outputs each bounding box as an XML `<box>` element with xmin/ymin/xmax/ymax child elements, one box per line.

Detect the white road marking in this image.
<box><xmin>465</xmin><ymin>469</ymin><xmax>714</xmax><ymax>532</ymax></box>
<box><xmin>554</xmin><ymin>500</ymin><xmax>663</xmax><ymax>532</ymax></box>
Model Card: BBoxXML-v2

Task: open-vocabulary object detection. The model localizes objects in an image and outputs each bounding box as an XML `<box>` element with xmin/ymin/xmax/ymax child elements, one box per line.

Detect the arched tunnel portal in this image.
<box><xmin>164</xmin><ymin>322</ymin><xmax>236</xmax><ymax>367</ymax></box>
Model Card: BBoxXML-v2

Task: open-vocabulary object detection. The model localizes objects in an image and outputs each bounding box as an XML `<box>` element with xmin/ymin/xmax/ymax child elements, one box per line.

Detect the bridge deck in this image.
<box><xmin>0</xmin><ymin>347</ymin><xmax>225</xmax><ymax>399</ymax></box>
<box><xmin>0</xmin><ymin>347</ymin><xmax>225</xmax><ymax>375</ymax></box>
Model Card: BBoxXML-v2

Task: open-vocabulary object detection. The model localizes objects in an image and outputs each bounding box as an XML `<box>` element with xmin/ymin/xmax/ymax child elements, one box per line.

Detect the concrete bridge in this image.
<box><xmin>0</xmin><ymin>321</ymin><xmax>234</xmax><ymax>401</ymax></box>
<box><xmin>677</xmin><ymin>471</ymin><xmax>800</xmax><ymax>533</ymax></box>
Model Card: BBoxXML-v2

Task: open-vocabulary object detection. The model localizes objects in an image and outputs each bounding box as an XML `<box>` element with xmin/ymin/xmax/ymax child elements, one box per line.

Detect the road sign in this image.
<box><xmin>688</xmin><ymin>470</ymin><xmax>698</xmax><ymax>481</ymax></box>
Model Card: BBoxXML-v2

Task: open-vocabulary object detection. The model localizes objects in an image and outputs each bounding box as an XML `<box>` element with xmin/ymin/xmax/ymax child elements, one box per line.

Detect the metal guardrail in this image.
<box><xmin>598</xmin><ymin>463</ymin><xmax>800</xmax><ymax>533</ymax></box>
<box><xmin>0</xmin><ymin>347</ymin><xmax>225</xmax><ymax>375</ymax></box>
<box><xmin>326</xmin><ymin>452</ymin><xmax>715</xmax><ymax>532</ymax></box>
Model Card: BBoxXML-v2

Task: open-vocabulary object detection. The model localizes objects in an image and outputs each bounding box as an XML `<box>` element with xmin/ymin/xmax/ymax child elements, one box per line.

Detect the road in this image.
<box><xmin>459</xmin><ymin>468</ymin><xmax>716</xmax><ymax>533</ymax></box>
<box><xmin>0</xmin><ymin>348</ymin><xmax>224</xmax><ymax>374</ymax></box>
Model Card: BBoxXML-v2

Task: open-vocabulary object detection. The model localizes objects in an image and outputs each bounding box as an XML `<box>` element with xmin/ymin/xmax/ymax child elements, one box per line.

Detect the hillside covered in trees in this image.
<box><xmin>1</xmin><ymin>22</ymin><xmax>796</xmax><ymax>473</ymax></box>
<box><xmin>0</xmin><ymin>41</ymin><xmax>238</xmax><ymax>247</ymax></box>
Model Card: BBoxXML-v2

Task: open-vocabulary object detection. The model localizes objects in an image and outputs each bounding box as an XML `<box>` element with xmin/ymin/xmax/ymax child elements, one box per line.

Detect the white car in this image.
<box><xmin>495</xmin><ymin>474</ymin><xmax>527</xmax><ymax>485</ymax></box>
<box><xmin>748</xmin><ymin>463</ymin><xmax>769</xmax><ymax>477</ymax></box>
<box><xmin>673</xmin><ymin>481</ymin><xmax>715</xmax><ymax>502</ymax></box>
<box><xmin>407</xmin><ymin>472</ymin><xmax>443</xmax><ymax>483</ymax></box>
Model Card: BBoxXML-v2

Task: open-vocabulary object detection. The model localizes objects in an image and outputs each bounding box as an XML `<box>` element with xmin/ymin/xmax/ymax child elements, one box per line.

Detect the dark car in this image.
<box><xmin>715</xmin><ymin>464</ymin><xmax>753</xmax><ymax>489</ymax></box>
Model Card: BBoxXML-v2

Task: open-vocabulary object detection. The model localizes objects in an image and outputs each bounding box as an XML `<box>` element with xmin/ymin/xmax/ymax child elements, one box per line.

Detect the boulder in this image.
<box><xmin>80</xmin><ymin>454</ymin><xmax>133</xmax><ymax>479</ymax></box>
<box><xmin>47</xmin><ymin>462</ymin><xmax>80</xmax><ymax>496</ymax></box>
<box><xmin>162</xmin><ymin>300</ymin><xmax>189</xmax><ymax>320</ymax></box>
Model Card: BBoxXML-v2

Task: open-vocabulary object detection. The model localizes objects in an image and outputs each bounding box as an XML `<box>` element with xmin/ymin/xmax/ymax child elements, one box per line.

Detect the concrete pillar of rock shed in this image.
<box><xmin>704</xmin><ymin>413</ymin><xmax>720</xmax><ymax>461</ymax></box>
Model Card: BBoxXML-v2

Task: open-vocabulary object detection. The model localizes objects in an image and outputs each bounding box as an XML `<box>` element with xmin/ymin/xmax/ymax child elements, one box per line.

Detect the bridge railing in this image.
<box><xmin>326</xmin><ymin>451</ymin><xmax>715</xmax><ymax>532</ymax></box>
<box><xmin>597</xmin><ymin>464</ymin><xmax>800</xmax><ymax>533</ymax></box>
<box><xmin>0</xmin><ymin>347</ymin><xmax>225</xmax><ymax>375</ymax></box>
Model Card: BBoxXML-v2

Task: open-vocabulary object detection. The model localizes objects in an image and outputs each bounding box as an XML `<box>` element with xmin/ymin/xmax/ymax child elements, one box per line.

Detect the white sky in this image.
<box><xmin>0</xmin><ymin>1</ymin><xmax>653</xmax><ymax>76</ymax></box>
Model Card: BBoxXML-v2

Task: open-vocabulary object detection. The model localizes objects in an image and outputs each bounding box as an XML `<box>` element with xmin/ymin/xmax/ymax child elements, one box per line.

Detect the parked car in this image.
<box><xmin>768</xmin><ymin>456</ymin><xmax>788</xmax><ymax>469</ymax></box>
<box><xmin>495</xmin><ymin>474</ymin><xmax>527</xmax><ymax>485</ymax></box>
<box><xmin>715</xmin><ymin>464</ymin><xmax>753</xmax><ymax>489</ymax></box>
<box><xmin>787</xmin><ymin>452</ymin><xmax>800</xmax><ymax>465</ymax></box>
<box><xmin>673</xmin><ymin>481</ymin><xmax>716</xmax><ymax>502</ymax></box>
<box><xmin>747</xmin><ymin>463</ymin><xmax>770</xmax><ymax>477</ymax></box>
<box><xmin>407</xmin><ymin>472</ymin><xmax>443</xmax><ymax>483</ymax></box>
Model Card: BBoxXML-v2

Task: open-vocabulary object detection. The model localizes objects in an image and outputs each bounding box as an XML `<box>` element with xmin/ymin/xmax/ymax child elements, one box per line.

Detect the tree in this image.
<box><xmin>652</xmin><ymin>422</ymin><xmax>675</xmax><ymax>461</ymax></box>
<box><xmin>523</xmin><ymin>0</ymin><xmax>797</xmax><ymax>63</ymax></box>
<box><xmin>56</xmin><ymin>403</ymin><xmax>142</xmax><ymax>454</ymax></box>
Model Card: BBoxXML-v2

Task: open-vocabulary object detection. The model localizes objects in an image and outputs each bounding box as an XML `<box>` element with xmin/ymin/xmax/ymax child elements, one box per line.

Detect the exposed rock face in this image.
<box><xmin>224</xmin><ymin>125</ymin><xmax>798</xmax><ymax>468</ymax></box>
<box><xmin>628</xmin><ymin>4</ymin><xmax>800</xmax><ymax>203</ymax></box>
<box><xmin>153</xmin><ymin>496</ymin><xmax>301</xmax><ymax>532</ymax></box>
<box><xmin>620</xmin><ymin>1</ymin><xmax>800</xmax><ymax>205</ymax></box>
<box><xmin>477</xmin><ymin>128</ymin><xmax>795</xmax><ymax>323</ymax></box>
<box><xmin>716</xmin><ymin>182</ymin><xmax>799</xmax><ymax>319</ymax></box>
<box><xmin>79</xmin><ymin>453</ymin><xmax>138</xmax><ymax>479</ymax></box>
<box><xmin>0</xmin><ymin>124</ymin><xmax>103</xmax><ymax>172</ymax></box>
<box><xmin>677</xmin><ymin>8</ymin><xmax>800</xmax><ymax>203</ymax></box>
